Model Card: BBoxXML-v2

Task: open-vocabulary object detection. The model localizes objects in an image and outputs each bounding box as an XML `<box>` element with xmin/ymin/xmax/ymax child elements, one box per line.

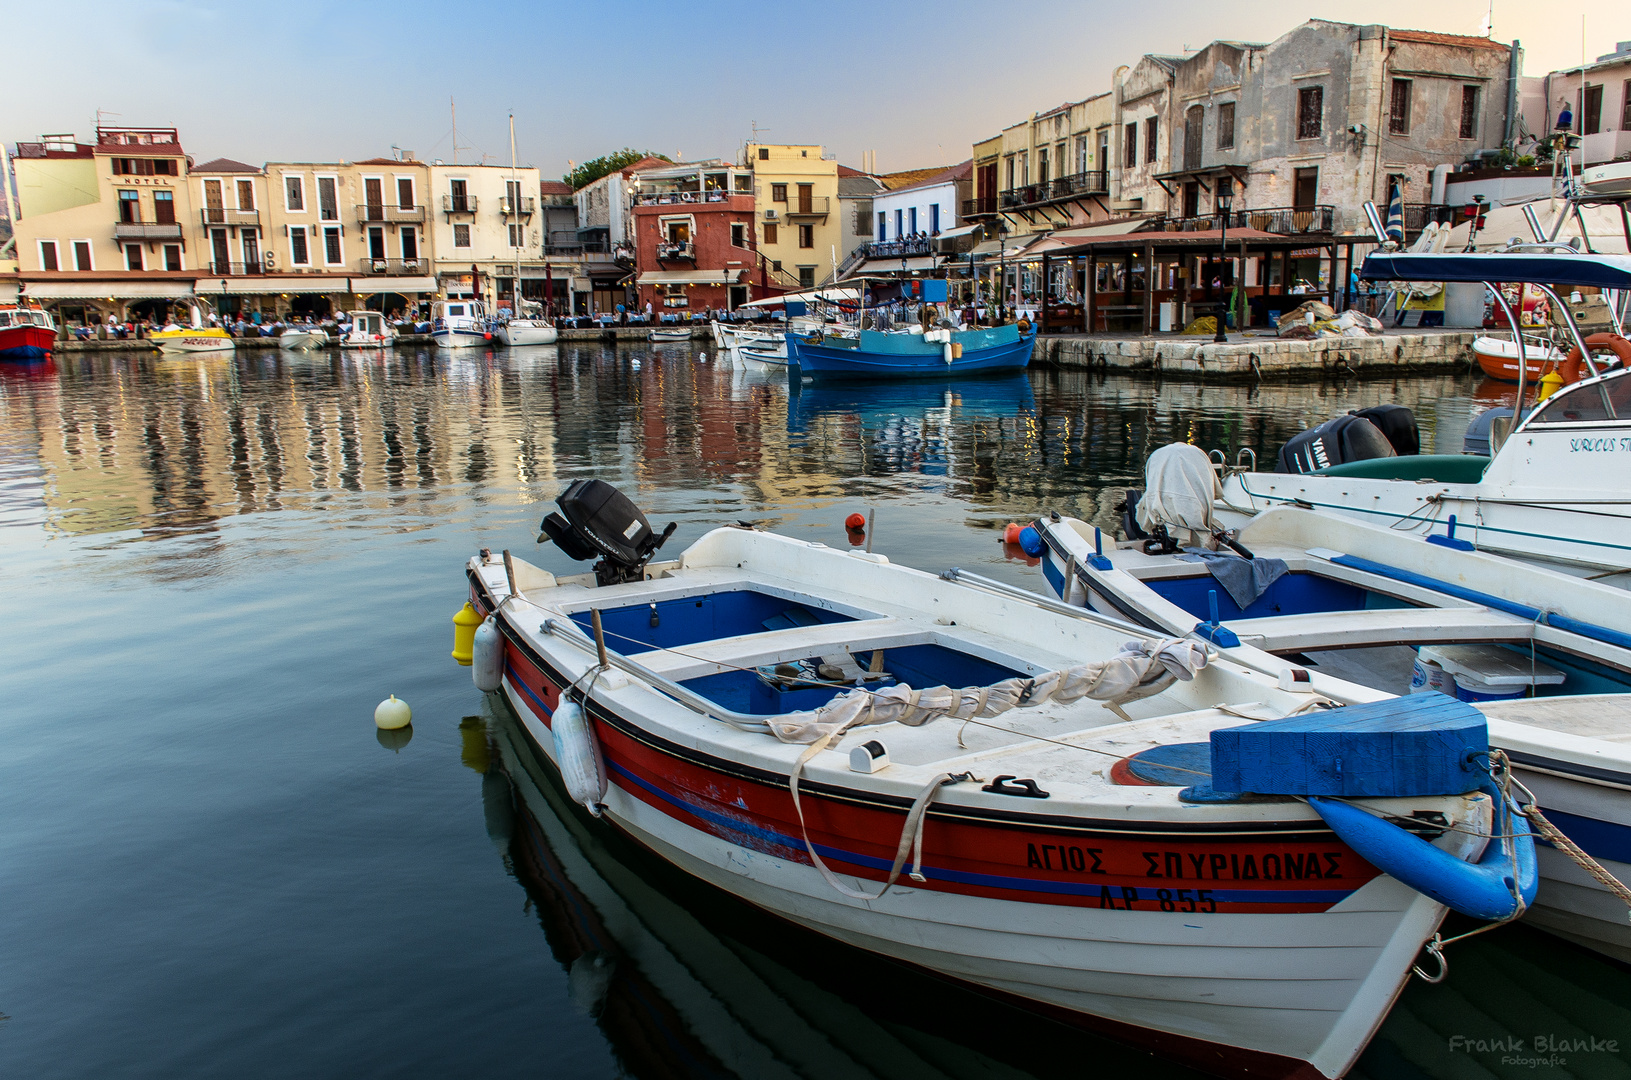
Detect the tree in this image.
<box><xmin>565</xmin><ymin>149</ymin><xmax>672</xmax><ymax>191</ymax></box>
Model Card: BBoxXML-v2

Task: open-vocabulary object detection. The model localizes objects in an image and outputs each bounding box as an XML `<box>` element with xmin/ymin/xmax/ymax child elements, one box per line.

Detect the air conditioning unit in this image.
<box><xmin>764</xmin><ymin>209</ymin><xmax>778</xmax><ymax>221</ymax></box>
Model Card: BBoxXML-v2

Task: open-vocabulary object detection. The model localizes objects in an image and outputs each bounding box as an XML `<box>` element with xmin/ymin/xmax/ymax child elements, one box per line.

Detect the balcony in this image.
<box><xmin>1229</xmin><ymin>205</ymin><xmax>1335</xmax><ymax>235</ymax></box>
<box><xmin>208</xmin><ymin>261</ymin><xmax>265</xmax><ymax>276</ymax></box>
<box><xmin>962</xmin><ymin>196</ymin><xmax>998</xmax><ymax>217</ymax></box>
<box><xmin>354</xmin><ymin>203</ymin><xmax>427</xmax><ymax>224</ymax></box>
<box><xmin>655</xmin><ymin>241</ymin><xmax>695</xmax><ymax>262</ymax></box>
<box><xmin>114</xmin><ymin>221</ymin><xmax>184</xmax><ymax>241</ymax></box>
<box><xmin>499</xmin><ymin>195</ymin><xmax>536</xmax><ymax>217</ymax></box>
<box><xmin>1403</xmin><ymin>203</ymin><xmax>1458</xmax><ymax>233</ymax></box>
<box><xmin>544</xmin><ymin>239</ymin><xmax>611</xmax><ymax>255</ymax></box>
<box><xmin>199</xmin><ymin>207</ymin><xmax>260</xmax><ymax>228</ymax></box>
<box><xmin>782</xmin><ymin>196</ymin><xmax>829</xmax><ymax>218</ymax></box>
<box><xmin>862</xmin><ymin>237</ymin><xmax>934</xmax><ymax>259</ymax></box>
<box><xmin>1000</xmin><ymin>171</ymin><xmax>1108</xmax><ymax>210</ymax></box>
<box><xmin>635</xmin><ymin>190</ymin><xmax>739</xmax><ymax>207</ymax></box>
<box><xmin>441</xmin><ymin>194</ymin><xmax>479</xmax><ymax>215</ymax></box>
<box><xmin>356</xmin><ymin>257</ymin><xmax>430</xmax><ymax>276</ymax></box>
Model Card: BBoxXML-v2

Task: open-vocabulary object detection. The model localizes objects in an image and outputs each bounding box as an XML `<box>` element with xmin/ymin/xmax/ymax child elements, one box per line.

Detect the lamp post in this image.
<box><xmin>997</xmin><ymin>219</ymin><xmax>1011</xmax><ymax>323</ymax></box>
<box><xmin>1213</xmin><ymin>176</ymin><xmax>1234</xmax><ymax>344</ymax></box>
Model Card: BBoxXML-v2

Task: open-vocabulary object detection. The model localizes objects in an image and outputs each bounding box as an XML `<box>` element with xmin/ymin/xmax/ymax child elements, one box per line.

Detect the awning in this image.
<box><xmin>969</xmin><ymin>232</ymin><xmax>1050</xmax><ymax>257</ymax></box>
<box><xmin>739</xmin><ymin>286</ymin><xmax>861</xmax><ymax>308</ymax></box>
<box><xmin>1361</xmin><ymin>251</ymin><xmax>1631</xmax><ymax>289</ymax></box>
<box><xmin>635</xmin><ymin>269</ymin><xmax>742</xmax><ymax>285</ymax></box>
<box><xmin>22</xmin><ymin>280</ymin><xmax>194</xmax><ymax>300</ymax></box>
<box><xmin>934</xmin><ymin>223</ymin><xmax>983</xmax><ymax>240</ymax></box>
<box><xmin>845</xmin><ymin>256</ymin><xmax>943</xmax><ymax>277</ymax></box>
<box><xmin>349</xmin><ymin>276</ymin><xmax>437</xmax><ymax>295</ymax></box>
<box><xmin>194</xmin><ymin>276</ymin><xmax>352</xmax><ymax>295</ymax></box>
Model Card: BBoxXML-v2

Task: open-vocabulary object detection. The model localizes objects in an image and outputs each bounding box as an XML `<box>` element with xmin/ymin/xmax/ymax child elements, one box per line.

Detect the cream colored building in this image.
<box><xmin>745</xmin><ymin>143</ymin><xmax>840</xmax><ymax>289</ymax></box>
<box><xmin>990</xmin><ymin>93</ymin><xmax>1116</xmax><ymax>238</ymax></box>
<box><xmin>427</xmin><ymin>162</ymin><xmax>543</xmax><ymax>303</ymax></box>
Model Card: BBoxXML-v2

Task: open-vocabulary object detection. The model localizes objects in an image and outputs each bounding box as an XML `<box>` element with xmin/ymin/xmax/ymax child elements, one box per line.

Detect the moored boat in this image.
<box><xmin>495</xmin><ymin>317</ymin><xmax>557</xmax><ymax>346</ymax></box>
<box><xmin>787</xmin><ymin>323</ymin><xmax>1035</xmax><ymax>379</ymax></box>
<box><xmin>278</xmin><ymin>327</ymin><xmax>325</xmax><ymax>350</ymax></box>
<box><xmin>460</xmin><ymin>480</ymin><xmax>1534</xmax><ymax>1079</ymax></box>
<box><xmin>340</xmin><ymin>310</ymin><xmax>395</xmax><ymax>349</ymax></box>
<box><xmin>648</xmin><ymin>327</ymin><xmax>693</xmax><ymax>342</ymax></box>
<box><xmin>0</xmin><ymin>305</ymin><xmax>57</xmax><ymax>362</ymax></box>
<box><xmin>1471</xmin><ymin>331</ymin><xmax>1567</xmax><ymax>382</ymax></box>
<box><xmin>150</xmin><ymin>304</ymin><xmax>234</xmax><ymax>354</ymax></box>
<box><xmin>432</xmin><ymin>300</ymin><xmax>491</xmax><ymax>349</ymax></box>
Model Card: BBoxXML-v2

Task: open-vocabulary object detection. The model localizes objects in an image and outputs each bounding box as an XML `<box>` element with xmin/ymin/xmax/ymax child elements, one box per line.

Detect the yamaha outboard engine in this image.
<box><xmin>1276</xmin><ymin>415</ymin><xmax>1396</xmax><ymax>474</ymax></box>
<box><xmin>539</xmin><ymin>479</ymin><xmax>677</xmax><ymax>586</ymax></box>
<box><xmin>1350</xmin><ymin>404</ymin><xmax>1420</xmax><ymax>457</ymax></box>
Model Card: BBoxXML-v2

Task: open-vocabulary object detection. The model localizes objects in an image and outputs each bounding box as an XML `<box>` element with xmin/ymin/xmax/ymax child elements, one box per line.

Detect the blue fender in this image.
<box><xmin>1309</xmin><ymin>787</ymin><xmax>1538</xmax><ymax>922</ymax></box>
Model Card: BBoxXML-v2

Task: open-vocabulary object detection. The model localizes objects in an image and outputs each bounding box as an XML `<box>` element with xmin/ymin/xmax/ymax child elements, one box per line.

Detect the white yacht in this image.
<box><xmin>432</xmin><ymin>300</ymin><xmax>491</xmax><ymax>349</ymax></box>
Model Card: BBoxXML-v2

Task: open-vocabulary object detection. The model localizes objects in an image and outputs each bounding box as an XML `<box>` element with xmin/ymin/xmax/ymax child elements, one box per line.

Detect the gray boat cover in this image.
<box><xmin>1137</xmin><ymin>443</ymin><xmax>1221</xmax><ymax>541</ymax></box>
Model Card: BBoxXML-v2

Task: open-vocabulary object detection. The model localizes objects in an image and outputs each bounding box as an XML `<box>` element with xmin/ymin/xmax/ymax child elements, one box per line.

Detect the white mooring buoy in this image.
<box><xmin>375</xmin><ymin>694</ymin><xmax>412</xmax><ymax>730</ymax></box>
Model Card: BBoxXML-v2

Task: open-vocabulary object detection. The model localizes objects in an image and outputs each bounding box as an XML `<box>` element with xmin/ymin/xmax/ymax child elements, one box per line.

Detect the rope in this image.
<box><xmin>1507</xmin><ymin>762</ymin><xmax>1631</xmax><ymax>913</ymax></box>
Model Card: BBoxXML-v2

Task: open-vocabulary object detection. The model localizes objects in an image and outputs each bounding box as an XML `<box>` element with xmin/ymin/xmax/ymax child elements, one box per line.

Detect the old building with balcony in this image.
<box><xmin>840</xmin><ymin>161</ymin><xmax>973</xmax><ymax>278</ymax></box>
<box><xmin>192</xmin><ymin>158</ymin><xmax>265</xmax><ymax>276</ymax></box>
<box><xmin>747</xmin><ymin>143</ymin><xmax>840</xmax><ymax>291</ymax></box>
<box><xmin>1528</xmin><ymin>40</ymin><xmax>1631</xmax><ymax>168</ymax></box>
<box><xmin>990</xmin><ymin>94</ymin><xmax>1116</xmax><ymax>235</ymax></box>
<box><xmin>425</xmin><ymin>160</ymin><xmax>543</xmax><ymax>302</ymax></box>
<box><xmin>630</xmin><ymin>160</ymin><xmax>756</xmax><ymax>313</ymax></box>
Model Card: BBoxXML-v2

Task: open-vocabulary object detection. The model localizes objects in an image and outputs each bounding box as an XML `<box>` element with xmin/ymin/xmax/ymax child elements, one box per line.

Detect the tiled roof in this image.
<box><xmin>878</xmin><ymin>166</ymin><xmax>953</xmax><ymax>190</ymax></box>
<box><xmin>881</xmin><ymin>160</ymin><xmax>972</xmax><ymax>196</ymax></box>
<box><xmin>354</xmin><ymin>156</ymin><xmax>424</xmax><ymax>166</ymax></box>
<box><xmin>192</xmin><ymin>157</ymin><xmax>259</xmax><ymax>173</ymax></box>
<box><xmin>1389</xmin><ymin>29</ymin><xmax>1508</xmax><ymax>50</ymax></box>
<box><xmin>539</xmin><ymin>180</ymin><xmax>573</xmax><ymax>195</ymax></box>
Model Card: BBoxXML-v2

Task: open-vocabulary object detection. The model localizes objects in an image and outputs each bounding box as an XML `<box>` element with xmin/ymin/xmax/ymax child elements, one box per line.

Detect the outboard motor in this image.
<box><xmin>1351</xmin><ymin>404</ymin><xmax>1420</xmax><ymax>457</ymax></box>
<box><xmin>539</xmin><ymin>479</ymin><xmax>677</xmax><ymax>586</ymax></box>
<box><xmin>1276</xmin><ymin>415</ymin><xmax>1396</xmax><ymax>474</ymax></box>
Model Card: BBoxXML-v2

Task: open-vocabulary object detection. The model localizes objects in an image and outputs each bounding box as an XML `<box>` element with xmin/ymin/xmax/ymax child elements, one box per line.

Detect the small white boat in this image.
<box><xmin>341</xmin><ymin>310</ymin><xmax>396</xmax><ymax>349</ymax></box>
<box><xmin>648</xmin><ymin>327</ymin><xmax>693</xmax><ymax>343</ymax></box>
<box><xmin>278</xmin><ymin>327</ymin><xmax>325</xmax><ymax>351</ymax></box>
<box><xmin>495</xmin><ymin>318</ymin><xmax>558</xmax><ymax>346</ymax></box>
<box><xmin>737</xmin><ymin>343</ymin><xmax>792</xmax><ymax>368</ymax></box>
<box><xmin>1581</xmin><ymin>160</ymin><xmax>1631</xmax><ymax>199</ymax></box>
<box><xmin>1034</xmin><ymin>468</ymin><xmax>1631</xmax><ymax>964</ymax></box>
<box><xmin>433</xmin><ymin>300</ymin><xmax>492</xmax><ymax>349</ymax></box>
<box><xmin>461</xmin><ymin>480</ymin><xmax>1535</xmax><ymax>1080</ymax></box>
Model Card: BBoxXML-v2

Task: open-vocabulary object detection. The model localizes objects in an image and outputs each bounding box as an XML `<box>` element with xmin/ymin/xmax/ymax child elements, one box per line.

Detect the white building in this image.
<box><xmin>428</xmin><ymin>161</ymin><xmax>543</xmax><ymax>303</ymax></box>
<box><xmin>868</xmin><ymin>161</ymin><xmax>970</xmax><ymax>243</ymax></box>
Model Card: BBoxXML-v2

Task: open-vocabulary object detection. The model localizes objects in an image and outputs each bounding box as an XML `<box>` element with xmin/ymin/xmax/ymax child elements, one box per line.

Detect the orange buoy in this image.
<box><xmin>1003</xmin><ymin>522</ymin><xmax>1023</xmax><ymax>544</ymax></box>
<box><xmin>845</xmin><ymin>512</ymin><xmax>866</xmax><ymax>531</ymax></box>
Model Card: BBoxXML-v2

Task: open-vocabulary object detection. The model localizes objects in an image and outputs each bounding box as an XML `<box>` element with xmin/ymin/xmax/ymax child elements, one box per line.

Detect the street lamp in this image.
<box><xmin>997</xmin><ymin>219</ymin><xmax>1011</xmax><ymax>323</ymax></box>
<box><xmin>1213</xmin><ymin>176</ymin><xmax>1234</xmax><ymax>343</ymax></box>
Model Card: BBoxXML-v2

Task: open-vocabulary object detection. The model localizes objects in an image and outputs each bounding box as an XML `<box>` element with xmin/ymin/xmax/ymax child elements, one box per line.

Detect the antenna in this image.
<box><xmin>451</xmin><ymin>97</ymin><xmax>457</xmax><ymax>165</ymax></box>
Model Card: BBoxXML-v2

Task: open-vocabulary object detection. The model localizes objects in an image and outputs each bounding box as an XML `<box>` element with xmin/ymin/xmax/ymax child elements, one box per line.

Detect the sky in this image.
<box><xmin>8</xmin><ymin>0</ymin><xmax>1626</xmax><ymax>178</ymax></box>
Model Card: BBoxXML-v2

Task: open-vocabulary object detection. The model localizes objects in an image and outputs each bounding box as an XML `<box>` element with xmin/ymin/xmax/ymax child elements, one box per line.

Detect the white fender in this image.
<box><xmin>552</xmin><ymin>701</ymin><xmax>608</xmax><ymax>814</ymax></box>
<box><xmin>472</xmin><ymin>616</ymin><xmax>504</xmax><ymax>692</ymax></box>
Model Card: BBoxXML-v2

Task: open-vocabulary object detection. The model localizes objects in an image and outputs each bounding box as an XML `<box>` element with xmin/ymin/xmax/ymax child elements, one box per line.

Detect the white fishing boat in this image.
<box><xmin>648</xmin><ymin>327</ymin><xmax>693</xmax><ymax>343</ymax></box>
<box><xmin>150</xmin><ymin>304</ymin><xmax>233</xmax><ymax>354</ymax></box>
<box><xmin>737</xmin><ymin>343</ymin><xmax>792</xmax><ymax>368</ymax></box>
<box><xmin>1216</xmin><ymin>252</ymin><xmax>1631</xmax><ymax>576</ymax></box>
<box><xmin>340</xmin><ymin>310</ymin><xmax>396</xmax><ymax>349</ymax></box>
<box><xmin>432</xmin><ymin>299</ymin><xmax>491</xmax><ymax>349</ymax></box>
<box><xmin>491</xmin><ymin>115</ymin><xmax>559</xmax><ymax>349</ymax></box>
<box><xmin>1031</xmin><ymin>461</ymin><xmax>1631</xmax><ymax>963</ymax></box>
<box><xmin>458</xmin><ymin>480</ymin><xmax>1536</xmax><ymax>1079</ymax></box>
<box><xmin>278</xmin><ymin>327</ymin><xmax>325</xmax><ymax>350</ymax></box>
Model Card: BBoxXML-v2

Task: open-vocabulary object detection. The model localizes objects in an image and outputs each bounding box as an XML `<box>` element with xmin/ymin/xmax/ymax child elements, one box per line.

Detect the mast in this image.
<box><xmin>451</xmin><ymin>97</ymin><xmax>458</xmax><ymax>165</ymax></box>
<box><xmin>510</xmin><ymin>113</ymin><xmax>522</xmax><ymax>313</ymax></box>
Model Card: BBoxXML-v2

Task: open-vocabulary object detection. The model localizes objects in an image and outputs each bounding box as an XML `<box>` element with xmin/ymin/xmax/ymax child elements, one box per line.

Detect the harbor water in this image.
<box><xmin>2</xmin><ymin>343</ymin><xmax>1627</xmax><ymax>1079</ymax></box>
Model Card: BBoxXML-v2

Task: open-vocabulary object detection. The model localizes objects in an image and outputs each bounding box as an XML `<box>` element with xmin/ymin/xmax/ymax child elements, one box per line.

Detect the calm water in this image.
<box><xmin>1</xmin><ymin>344</ymin><xmax>1626</xmax><ymax>1080</ymax></box>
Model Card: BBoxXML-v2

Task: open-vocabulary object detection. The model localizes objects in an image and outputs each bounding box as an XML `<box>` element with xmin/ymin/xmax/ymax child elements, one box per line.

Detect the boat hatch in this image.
<box><xmin>678</xmin><ymin>642</ymin><xmax>1028</xmax><ymax>715</ymax></box>
<box><xmin>569</xmin><ymin>589</ymin><xmax>860</xmax><ymax>652</ymax></box>
<box><xmin>1145</xmin><ymin>571</ymin><xmax>1411</xmax><ymax>621</ymax></box>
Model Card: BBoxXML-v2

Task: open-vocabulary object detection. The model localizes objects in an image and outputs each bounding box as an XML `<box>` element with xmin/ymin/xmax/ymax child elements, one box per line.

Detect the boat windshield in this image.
<box><xmin>1526</xmin><ymin>368</ymin><xmax>1631</xmax><ymax>425</ymax></box>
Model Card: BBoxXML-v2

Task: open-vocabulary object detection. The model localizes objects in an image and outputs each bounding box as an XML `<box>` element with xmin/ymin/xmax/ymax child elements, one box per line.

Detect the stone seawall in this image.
<box><xmin>1035</xmin><ymin>332</ymin><xmax>1479</xmax><ymax>381</ymax></box>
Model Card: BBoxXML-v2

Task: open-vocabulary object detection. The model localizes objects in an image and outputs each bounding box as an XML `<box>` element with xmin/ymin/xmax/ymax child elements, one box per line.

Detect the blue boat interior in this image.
<box><xmin>570</xmin><ymin>590</ymin><xmax>858</xmax><ymax>653</ymax></box>
<box><xmin>680</xmin><ymin>643</ymin><xmax>1027</xmax><ymax>715</ymax></box>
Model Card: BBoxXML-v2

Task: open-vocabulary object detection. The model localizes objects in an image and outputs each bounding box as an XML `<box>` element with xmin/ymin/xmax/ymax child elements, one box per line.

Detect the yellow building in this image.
<box><xmin>745</xmin><ymin>143</ymin><xmax>840</xmax><ymax>289</ymax></box>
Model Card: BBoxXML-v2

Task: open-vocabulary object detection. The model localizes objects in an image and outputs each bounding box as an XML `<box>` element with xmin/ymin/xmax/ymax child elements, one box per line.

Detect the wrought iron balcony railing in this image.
<box><xmin>355</xmin><ymin>204</ymin><xmax>427</xmax><ymax>224</ymax></box>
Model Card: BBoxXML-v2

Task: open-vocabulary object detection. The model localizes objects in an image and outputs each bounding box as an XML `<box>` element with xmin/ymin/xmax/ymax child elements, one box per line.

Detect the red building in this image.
<box><xmin>631</xmin><ymin>161</ymin><xmax>759</xmax><ymax>315</ymax></box>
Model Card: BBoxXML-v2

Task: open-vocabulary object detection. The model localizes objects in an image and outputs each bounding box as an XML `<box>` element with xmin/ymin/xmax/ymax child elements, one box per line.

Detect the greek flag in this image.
<box><xmin>1385</xmin><ymin>182</ymin><xmax>1405</xmax><ymax>245</ymax></box>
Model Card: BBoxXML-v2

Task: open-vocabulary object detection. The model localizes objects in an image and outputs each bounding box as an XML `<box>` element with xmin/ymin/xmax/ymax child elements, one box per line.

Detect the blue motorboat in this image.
<box><xmin>786</xmin><ymin>323</ymin><xmax>1036</xmax><ymax>379</ymax></box>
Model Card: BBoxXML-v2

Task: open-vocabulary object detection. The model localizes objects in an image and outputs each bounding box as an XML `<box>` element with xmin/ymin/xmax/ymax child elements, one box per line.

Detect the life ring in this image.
<box><xmin>1558</xmin><ymin>333</ymin><xmax>1631</xmax><ymax>383</ymax></box>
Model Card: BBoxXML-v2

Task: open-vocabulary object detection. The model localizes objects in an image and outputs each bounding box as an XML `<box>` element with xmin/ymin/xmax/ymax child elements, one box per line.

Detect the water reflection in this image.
<box><xmin>1</xmin><ymin>343</ymin><xmax>1487</xmax><ymax>552</ymax></box>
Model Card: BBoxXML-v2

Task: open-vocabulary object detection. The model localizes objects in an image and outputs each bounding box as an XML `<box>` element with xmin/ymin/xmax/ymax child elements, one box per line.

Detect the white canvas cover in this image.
<box><xmin>1137</xmin><ymin>442</ymin><xmax>1221</xmax><ymax>538</ymax></box>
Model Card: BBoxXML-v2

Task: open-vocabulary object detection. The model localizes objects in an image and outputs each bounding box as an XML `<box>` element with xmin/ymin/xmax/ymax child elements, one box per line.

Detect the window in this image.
<box><xmin>153</xmin><ymin>190</ymin><xmax>175</xmax><ymax>224</ymax></box>
<box><xmin>771</xmin><ymin>183</ymin><xmax>787</xmax><ymax>202</ymax></box>
<box><xmin>1389</xmin><ymin>79</ymin><xmax>1412</xmax><ymax>135</ymax></box>
<box><xmin>771</xmin><ymin>260</ymin><xmax>781</xmax><ymax>272</ymax></box>
<box><xmin>241</xmin><ymin>228</ymin><xmax>260</xmax><ymax>269</ymax></box>
<box><xmin>323</xmin><ymin>226</ymin><xmax>342</xmax><ymax>265</ymax></box>
<box><xmin>1528</xmin><ymin>374</ymin><xmax>1631</xmax><ymax>424</ymax></box>
<box><xmin>118</xmin><ymin>190</ymin><xmax>140</xmax><ymax>223</ymax></box>
<box><xmin>798</xmin><ymin>266</ymin><xmax>816</xmax><ymax>288</ymax></box>
<box><xmin>1218</xmin><ymin>102</ymin><xmax>1236</xmax><ymax>149</ymax></box>
<box><xmin>929</xmin><ymin>203</ymin><xmax>940</xmax><ymax>235</ymax></box>
<box><xmin>1461</xmin><ymin>85</ymin><xmax>1483</xmax><ymax>139</ymax></box>
<box><xmin>449</xmin><ymin>178</ymin><xmax>469</xmax><ymax>213</ymax></box>
<box><xmin>1297</xmin><ymin>86</ymin><xmax>1323</xmax><ymax>139</ymax></box>
<box><xmin>111</xmin><ymin>158</ymin><xmax>177</xmax><ymax>176</ymax></box>
<box><xmin>895</xmin><ymin>209</ymin><xmax>903</xmax><ymax>238</ymax></box>
<box><xmin>878</xmin><ymin>212</ymin><xmax>886</xmax><ymax>242</ymax></box>
<box><xmin>1624</xmin><ymin>80</ymin><xmax>1631</xmax><ymax>130</ymax></box>
<box><xmin>1077</xmin><ymin>135</ymin><xmax>1090</xmax><ymax>173</ymax></box>
<box><xmin>290</xmin><ymin>227</ymin><xmax>309</xmax><ymax>266</ymax></box>
<box><xmin>163</xmin><ymin>245</ymin><xmax>182</xmax><ymax>271</ymax></box>
<box><xmin>286</xmin><ymin>175</ymin><xmax>305</xmax><ymax>211</ymax></box>
<box><xmin>38</xmin><ymin>241</ymin><xmax>58</xmax><ymax>271</ymax></box>
<box><xmin>1293</xmin><ymin>167</ymin><xmax>1319</xmax><ymax>209</ymax></box>
<box><xmin>797</xmin><ymin>223</ymin><xmax>813</xmax><ymax>248</ymax></box>
<box><xmin>508</xmin><ymin>223</ymin><xmax>524</xmax><ymax>247</ymax></box>
<box><xmin>236</xmin><ymin>179</ymin><xmax>255</xmax><ymax>210</ymax></box>
<box><xmin>1005</xmin><ymin>155</ymin><xmax>1015</xmax><ymax>190</ymax></box>
<box><xmin>453</xmin><ymin>223</ymin><xmax>471</xmax><ymax>247</ymax></box>
<box><xmin>1144</xmin><ymin>117</ymin><xmax>1158</xmax><ymax>163</ymax></box>
<box><xmin>1019</xmin><ymin>151</ymin><xmax>1028</xmax><ymax>184</ymax></box>
<box><xmin>125</xmin><ymin>244</ymin><xmax>143</xmax><ymax>271</ymax></box>
<box><xmin>317</xmin><ymin>176</ymin><xmax>338</xmax><ymax>220</ymax></box>
<box><xmin>908</xmin><ymin>207</ymin><xmax>917</xmax><ymax>234</ymax></box>
<box><xmin>73</xmin><ymin>241</ymin><xmax>93</xmax><ymax>271</ymax></box>
<box><xmin>758</xmin><ymin>147</ymin><xmax>769</xmax><ymax>160</ymax></box>
<box><xmin>398</xmin><ymin>177</ymin><xmax>414</xmax><ymax>209</ymax></box>
<box><xmin>505</xmin><ymin>179</ymin><xmax>523</xmax><ymax>211</ymax></box>
<box><xmin>1580</xmin><ymin>84</ymin><xmax>1600</xmax><ymax>137</ymax></box>
<box><xmin>1123</xmin><ymin>123</ymin><xmax>1137</xmax><ymax>169</ymax></box>
<box><xmin>1184</xmin><ymin>105</ymin><xmax>1204</xmax><ymax>170</ymax></box>
<box><xmin>1038</xmin><ymin>147</ymin><xmax>1049</xmax><ymax>185</ymax></box>
<box><xmin>763</xmin><ymin>222</ymin><xmax>778</xmax><ymax>244</ymax></box>
<box><xmin>401</xmin><ymin>227</ymin><xmax>418</xmax><ymax>261</ymax></box>
<box><xmin>731</xmin><ymin>222</ymin><xmax>746</xmax><ymax>247</ymax></box>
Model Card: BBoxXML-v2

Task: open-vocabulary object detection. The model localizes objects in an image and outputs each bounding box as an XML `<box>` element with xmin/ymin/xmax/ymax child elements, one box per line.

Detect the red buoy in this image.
<box><xmin>845</xmin><ymin>512</ymin><xmax>866</xmax><ymax>531</ymax></box>
<box><xmin>1003</xmin><ymin>522</ymin><xmax>1022</xmax><ymax>544</ymax></box>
